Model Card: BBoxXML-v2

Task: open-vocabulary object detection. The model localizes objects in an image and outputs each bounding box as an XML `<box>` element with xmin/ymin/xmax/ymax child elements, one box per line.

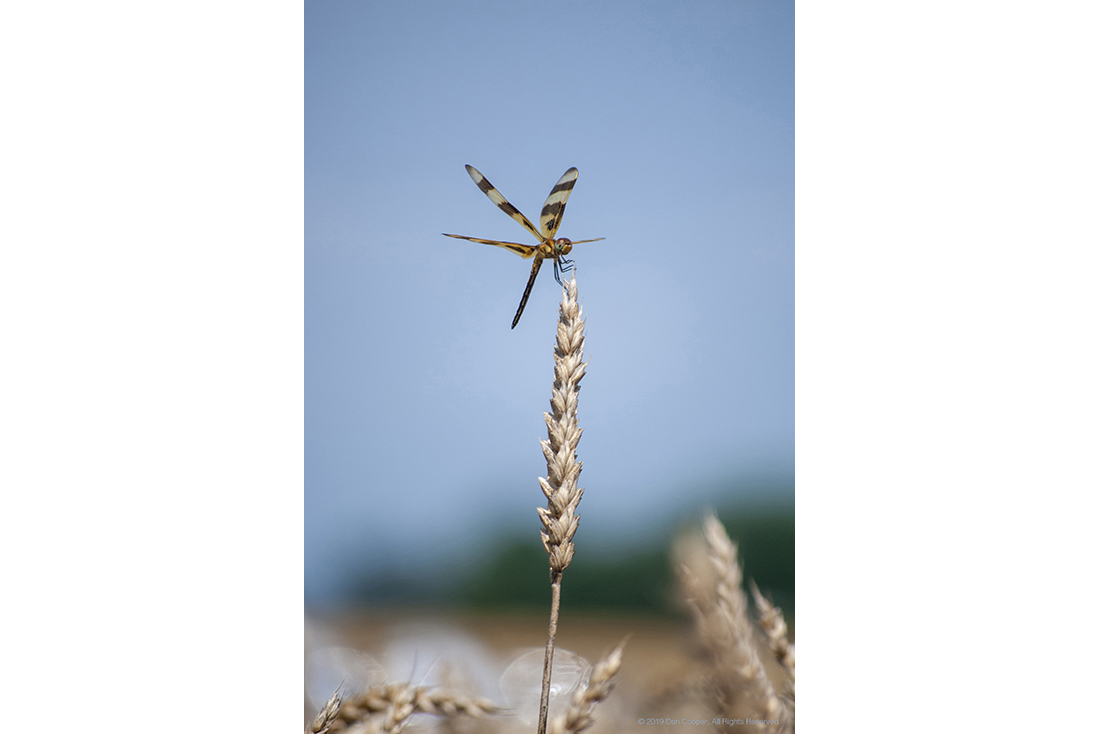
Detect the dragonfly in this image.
<box><xmin>444</xmin><ymin>164</ymin><xmax>604</xmax><ymax>328</ymax></box>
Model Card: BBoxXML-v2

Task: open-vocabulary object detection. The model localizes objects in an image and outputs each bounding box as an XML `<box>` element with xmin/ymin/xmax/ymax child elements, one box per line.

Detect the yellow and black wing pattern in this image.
<box><xmin>443</xmin><ymin>164</ymin><xmax>602</xmax><ymax>328</ymax></box>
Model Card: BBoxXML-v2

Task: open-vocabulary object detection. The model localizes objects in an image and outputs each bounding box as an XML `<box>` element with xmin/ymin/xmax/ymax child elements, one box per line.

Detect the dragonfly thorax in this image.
<box><xmin>536</xmin><ymin>238</ymin><xmax>572</xmax><ymax>261</ymax></box>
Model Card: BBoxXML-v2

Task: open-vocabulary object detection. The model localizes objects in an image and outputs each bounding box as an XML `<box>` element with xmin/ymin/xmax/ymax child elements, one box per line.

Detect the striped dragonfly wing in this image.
<box><xmin>540</xmin><ymin>167</ymin><xmax>579</xmax><ymax>240</ymax></box>
<box><xmin>442</xmin><ymin>233</ymin><xmax>538</xmax><ymax>259</ymax></box>
<box><xmin>464</xmin><ymin>165</ymin><xmax>545</xmax><ymax>243</ymax></box>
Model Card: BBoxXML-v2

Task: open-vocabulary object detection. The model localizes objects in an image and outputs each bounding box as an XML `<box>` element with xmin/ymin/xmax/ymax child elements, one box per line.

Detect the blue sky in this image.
<box><xmin>306</xmin><ymin>0</ymin><xmax>794</xmax><ymax>602</ymax></box>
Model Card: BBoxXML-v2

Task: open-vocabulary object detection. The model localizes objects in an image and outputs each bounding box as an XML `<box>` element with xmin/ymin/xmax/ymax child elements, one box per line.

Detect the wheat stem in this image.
<box><xmin>536</xmin><ymin>275</ymin><xmax>588</xmax><ymax>734</ymax></box>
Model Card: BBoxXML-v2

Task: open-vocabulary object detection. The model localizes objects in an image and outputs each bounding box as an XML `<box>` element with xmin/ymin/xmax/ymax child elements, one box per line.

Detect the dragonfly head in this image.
<box><xmin>552</xmin><ymin>238</ymin><xmax>573</xmax><ymax>256</ymax></box>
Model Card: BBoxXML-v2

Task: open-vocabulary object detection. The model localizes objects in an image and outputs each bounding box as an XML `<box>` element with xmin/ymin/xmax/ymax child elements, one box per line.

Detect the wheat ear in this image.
<box><xmin>536</xmin><ymin>275</ymin><xmax>588</xmax><ymax>734</ymax></box>
<box><xmin>704</xmin><ymin>514</ymin><xmax>785</xmax><ymax>726</ymax></box>
<box><xmin>330</xmin><ymin>683</ymin><xmax>502</xmax><ymax>732</ymax></box>
<box><xmin>379</xmin><ymin>683</ymin><xmax>415</xmax><ymax>733</ymax></box>
<box><xmin>307</xmin><ymin>687</ymin><xmax>342</xmax><ymax>734</ymax></box>
<box><xmin>679</xmin><ymin>514</ymin><xmax>784</xmax><ymax>728</ymax></box>
<box><xmin>550</xmin><ymin>641</ymin><xmax>626</xmax><ymax>734</ymax></box>
<box><xmin>751</xmin><ymin>579</ymin><xmax>796</xmax><ymax>700</ymax></box>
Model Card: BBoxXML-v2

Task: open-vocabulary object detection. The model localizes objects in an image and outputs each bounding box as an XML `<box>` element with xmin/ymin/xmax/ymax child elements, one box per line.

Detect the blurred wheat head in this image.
<box><xmin>674</xmin><ymin>513</ymin><xmax>795</xmax><ymax>732</ymax></box>
<box><xmin>309</xmin><ymin>682</ymin><xmax>502</xmax><ymax>733</ymax></box>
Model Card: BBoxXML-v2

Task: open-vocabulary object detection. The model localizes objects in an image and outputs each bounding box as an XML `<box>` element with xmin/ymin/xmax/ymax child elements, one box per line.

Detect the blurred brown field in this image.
<box><xmin>309</xmin><ymin>608</ymin><xmax>793</xmax><ymax>700</ymax></box>
<box><xmin>307</xmin><ymin>515</ymin><xmax>794</xmax><ymax>731</ymax></box>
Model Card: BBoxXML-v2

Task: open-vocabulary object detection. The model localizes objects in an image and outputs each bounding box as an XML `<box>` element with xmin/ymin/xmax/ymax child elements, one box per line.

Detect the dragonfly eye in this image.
<box><xmin>555</xmin><ymin>238</ymin><xmax>573</xmax><ymax>255</ymax></box>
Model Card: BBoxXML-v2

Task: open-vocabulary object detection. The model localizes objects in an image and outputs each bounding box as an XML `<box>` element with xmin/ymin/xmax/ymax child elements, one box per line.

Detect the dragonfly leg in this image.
<box><xmin>553</xmin><ymin>257</ymin><xmax>574</xmax><ymax>286</ymax></box>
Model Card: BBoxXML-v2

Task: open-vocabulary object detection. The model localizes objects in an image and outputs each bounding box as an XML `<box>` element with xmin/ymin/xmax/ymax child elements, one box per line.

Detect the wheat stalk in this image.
<box><xmin>679</xmin><ymin>513</ymin><xmax>787</xmax><ymax>730</ymax></box>
<box><xmin>536</xmin><ymin>275</ymin><xmax>588</xmax><ymax>734</ymax></box>
<box><xmin>751</xmin><ymin>579</ymin><xmax>796</xmax><ymax>701</ymax></box>
<box><xmin>550</xmin><ymin>641</ymin><xmax>626</xmax><ymax>734</ymax></box>
<box><xmin>308</xmin><ymin>687</ymin><xmax>343</xmax><ymax>734</ymax></box>
<box><xmin>326</xmin><ymin>683</ymin><xmax>502</xmax><ymax>732</ymax></box>
<box><xmin>378</xmin><ymin>683</ymin><xmax>415</xmax><ymax>733</ymax></box>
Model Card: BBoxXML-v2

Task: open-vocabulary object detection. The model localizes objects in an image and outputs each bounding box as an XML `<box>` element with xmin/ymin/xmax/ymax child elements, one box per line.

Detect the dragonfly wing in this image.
<box><xmin>465</xmin><ymin>165</ymin><xmax>545</xmax><ymax>243</ymax></box>
<box><xmin>442</xmin><ymin>233</ymin><xmax>538</xmax><ymax>258</ymax></box>
<box><xmin>540</xmin><ymin>167</ymin><xmax>579</xmax><ymax>240</ymax></box>
<box><xmin>512</xmin><ymin>257</ymin><xmax>544</xmax><ymax>329</ymax></box>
